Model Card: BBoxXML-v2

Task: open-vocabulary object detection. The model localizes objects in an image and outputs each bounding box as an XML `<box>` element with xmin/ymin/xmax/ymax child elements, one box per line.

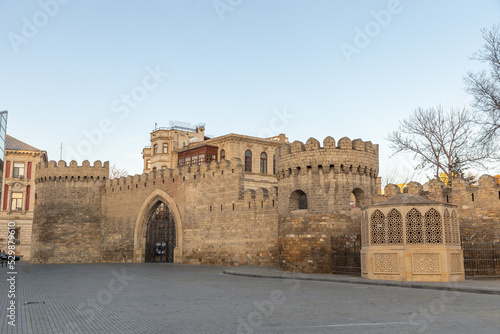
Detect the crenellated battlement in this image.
<box><xmin>384</xmin><ymin>174</ymin><xmax>500</xmax><ymax>199</ymax></box>
<box><xmin>35</xmin><ymin>160</ymin><xmax>109</xmax><ymax>183</ymax></box>
<box><xmin>105</xmin><ymin>157</ymin><xmax>244</xmax><ymax>188</ymax></box>
<box><xmin>276</xmin><ymin>136</ymin><xmax>379</xmax><ymax>179</ymax></box>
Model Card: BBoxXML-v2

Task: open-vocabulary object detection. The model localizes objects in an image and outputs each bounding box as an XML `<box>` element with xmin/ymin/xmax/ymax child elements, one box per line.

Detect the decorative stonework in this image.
<box><xmin>406</xmin><ymin>208</ymin><xmax>423</xmax><ymax>244</ymax></box>
<box><xmin>424</xmin><ymin>208</ymin><xmax>443</xmax><ymax>244</ymax></box>
<box><xmin>451</xmin><ymin>211</ymin><xmax>460</xmax><ymax>245</ymax></box>
<box><xmin>370</xmin><ymin>210</ymin><xmax>385</xmax><ymax>244</ymax></box>
<box><xmin>444</xmin><ymin>209</ymin><xmax>452</xmax><ymax>245</ymax></box>
<box><xmin>361</xmin><ymin>193</ymin><xmax>465</xmax><ymax>282</ymax></box>
<box><xmin>373</xmin><ymin>253</ymin><xmax>399</xmax><ymax>274</ymax></box>
<box><xmin>450</xmin><ymin>253</ymin><xmax>463</xmax><ymax>274</ymax></box>
<box><xmin>387</xmin><ymin>208</ymin><xmax>403</xmax><ymax>244</ymax></box>
<box><xmin>361</xmin><ymin>212</ymin><xmax>369</xmax><ymax>247</ymax></box>
<box><xmin>412</xmin><ymin>253</ymin><xmax>441</xmax><ymax>274</ymax></box>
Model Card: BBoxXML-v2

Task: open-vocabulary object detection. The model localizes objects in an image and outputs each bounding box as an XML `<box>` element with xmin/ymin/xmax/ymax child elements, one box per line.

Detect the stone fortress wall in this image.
<box><xmin>29</xmin><ymin>133</ymin><xmax>500</xmax><ymax>274</ymax></box>
<box><xmin>31</xmin><ymin>158</ymin><xmax>279</xmax><ymax>265</ymax></box>
<box><xmin>381</xmin><ymin>175</ymin><xmax>500</xmax><ymax>240</ymax></box>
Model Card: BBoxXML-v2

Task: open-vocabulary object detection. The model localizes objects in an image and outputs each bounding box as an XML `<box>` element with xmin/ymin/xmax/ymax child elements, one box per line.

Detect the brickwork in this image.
<box><xmin>31</xmin><ymin>158</ymin><xmax>279</xmax><ymax>266</ymax></box>
<box><xmin>30</xmin><ymin>160</ymin><xmax>109</xmax><ymax>263</ymax></box>
<box><xmin>28</xmin><ymin>129</ymin><xmax>500</xmax><ymax>274</ymax></box>
<box><xmin>275</xmin><ymin>136</ymin><xmax>379</xmax><ymax>273</ymax></box>
<box><xmin>382</xmin><ymin>175</ymin><xmax>500</xmax><ymax>241</ymax></box>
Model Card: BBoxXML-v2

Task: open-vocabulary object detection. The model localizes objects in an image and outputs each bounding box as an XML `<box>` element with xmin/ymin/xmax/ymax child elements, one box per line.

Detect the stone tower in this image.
<box><xmin>275</xmin><ymin>136</ymin><xmax>379</xmax><ymax>273</ymax></box>
<box><xmin>30</xmin><ymin>160</ymin><xmax>109</xmax><ymax>264</ymax></box>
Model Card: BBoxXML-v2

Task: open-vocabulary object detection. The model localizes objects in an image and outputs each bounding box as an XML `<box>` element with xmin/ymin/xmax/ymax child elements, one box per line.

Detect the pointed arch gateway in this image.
<box><xmin>133</xmin><ymin>190</ymin><xmax>183</xmax><ymax>263</ymax></box>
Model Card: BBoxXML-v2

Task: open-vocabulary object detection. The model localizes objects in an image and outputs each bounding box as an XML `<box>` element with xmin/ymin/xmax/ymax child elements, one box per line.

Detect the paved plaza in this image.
<box><xmin>1</xmin><ymin>262</ymin><xmax>499</xmax><ymax>333</ymax></box>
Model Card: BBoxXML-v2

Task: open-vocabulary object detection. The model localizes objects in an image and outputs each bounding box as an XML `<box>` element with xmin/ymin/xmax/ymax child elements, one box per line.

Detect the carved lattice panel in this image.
<box><xmin>361</xmin><ymin>253</ymin><xmax>367</xmax><ymax>274</ymax></box>
<box><xmin>362</xmin><ymin>212</ymin><xmax>369</xmax><ymax>246</ymax></box>
<box><xmin>444</xmin><ymin>209</ymin><xmax>452</xmax><ymax>245</ymax></box>
<box><xmin>406</xmin><ymin>208</ymin><xmax>423</xmax><ymax>244</ymax></box>
<box><xmin>387</xmin><ymin>208</ymin><xmax>403</xmax><ymax>244</ymax></box>
<box><xmin>451</xmin><ymin>210</ymin><xmax>460</xmax><ymax>245</ymax></box>
<box><xmin>450</xmin><ymin>253</ymin><xmax>463</xmax><ymax>274</ymax></box>
<box><xmin>370</xmin><ymin>210</ymin><xmax>386</xmax><ymax>244</ymax></box>
<box><xmin>373</xmin><ymin>253</ymin><xmax>399</xmax><ymax>274</ymax></box>
<box><xmin>424</xmin><ymin>208</ymin><xmax>443</xmax><ymax>244</ymax></box>
<box><xmin>412</xmin><ymin>253</ymin><xmax>441</xmax><ymax>274</ymax></box>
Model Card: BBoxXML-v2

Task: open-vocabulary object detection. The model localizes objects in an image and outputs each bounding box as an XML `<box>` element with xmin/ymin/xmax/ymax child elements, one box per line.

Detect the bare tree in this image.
<box><xmin>381</xmin><ymin>165</ymin><xmax>418</xmax><ymax>188</ymax></box>
<box><xmin>464</xmin><ymin>25</ymin><xmax>500</xmax><ymax>142</ymax></box>
<box><xmin>109</xmin><ymin>164</ymin><xmax>128</xmax><ymax>179</ymax></box>
<box><xmin>386</xmin><ymin>106</ymin><xmax>496</xmax><ymax>186</ymax></box>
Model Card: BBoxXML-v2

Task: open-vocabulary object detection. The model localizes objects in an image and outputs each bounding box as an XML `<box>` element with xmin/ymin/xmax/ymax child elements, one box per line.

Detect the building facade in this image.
<box><xmin>27</xmin><ymin>128</ymin><xmax>500</xmax><ymax>274</ymax></box>
<box><xmin>0</xmin><ymin>135</ymin><xmax>47</xmax><ymax>260</ymax></box>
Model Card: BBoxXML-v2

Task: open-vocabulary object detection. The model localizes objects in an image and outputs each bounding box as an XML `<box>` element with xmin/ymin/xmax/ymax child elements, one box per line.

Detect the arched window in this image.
<box><xmin>351</xmin><ymin>188</ymin><xmax>366</xmax><ymax>208</ymax></box>
<box><xmin>260</xmin><ymin>152</ymin><xmax>267</xmax><ymax>174</ymax></box>
<box><xmin>220</xmin><ymin>149</ymin><xmax>226</xmax><ymax>161</ymax></box>
<box><xmin>153</xmin><ymin>144</ymin><xmax>158</xmax><ymax>155</ymax></box>
<box><xmin>146</xmin><ymin>160</ymin><xmax>151</xmax><ymax>170</ymax></box>
<box><xmin>245</xmin><ymin>150</ymin><xmax>252</xmax><ymax>172</ymax></box>
<box><xmin>289</xmin><ymin>190</ymin><xmax>307</xmax><ymax>211</ymax></box>
<box><xmin>424</xmin><ymin>208</ymin><xmax>442</xmax><ymax>244</ymax></box>
<box><xmin>406</xmin><ymin>208</ymin><xmax>423</xmax><ymax>244</ymax></box>
<box><xmin>273</xmin><ymin>154</ymin><xmax>276</xmax><ymax>175</ymax></box>
<box><xmin>370</xmin><ymin>210</ymin><xmax>385</xmax><ymax>244</ymax></box>
<box><xmin>163</xmin><ymin>143</ymin><xmax>168</xmax><ymax>154</ymax></box>
<box><xmin>387</xmin><ymin>209</ymin><xmax>403</xmax><ymax>244</ymax></box>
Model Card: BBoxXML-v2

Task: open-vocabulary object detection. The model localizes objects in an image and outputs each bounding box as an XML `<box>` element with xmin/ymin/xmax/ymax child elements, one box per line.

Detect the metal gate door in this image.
<box><xmin>145</xmin><ymin>202</ymin><xmax>176</xmax><ymax>263</ymax></box>
<box><xmin>462</xmin><ymin>235</ymin><xmax>499</xmax><ymax>279</ymax></box>
<box><xmin>331</xmin><ymin>234</ymin><xmax>361</xmax><ymax>275</ymax></box>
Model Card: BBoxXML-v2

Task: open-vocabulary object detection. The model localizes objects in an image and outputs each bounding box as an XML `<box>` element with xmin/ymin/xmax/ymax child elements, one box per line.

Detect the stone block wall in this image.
<box><xmin>31</xmin><ymin>160</ymin><xmax>109</xmax><ymax>263</ymax></box>
<box><xmin>275</xmin><ymin>136</ymin><xmax>379</xmax><ymax>272</ymax></box>
<box><xmin>383</xmin><ymin>175</ymin><xmax>500</xmax><ymax>240</ymax></box>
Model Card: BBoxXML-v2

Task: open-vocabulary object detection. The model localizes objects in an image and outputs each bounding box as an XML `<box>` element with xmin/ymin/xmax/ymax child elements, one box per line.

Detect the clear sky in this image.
<box><xmin>1</xmin><ymin>0</ymin><xmax>499</xmax><ymax>181</ymax></box>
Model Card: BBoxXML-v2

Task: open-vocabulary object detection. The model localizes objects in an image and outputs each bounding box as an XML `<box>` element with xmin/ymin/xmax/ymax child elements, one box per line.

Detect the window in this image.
<box><xmin>289</xmin><ymin>190</ymin><xmax>307</xmax><ymax>211</ymax></box>
<box><xmin>260</xmin><ymin>152</ymin><xmax>267</xmax><ymax>174</ymax></box>
<box><xmin>273</xmin><ymin>154</ymin><xmax>276</xmax><ymax>175</ymax></box>
<box><xmin>14</xmin><ymin>227</ymin><xmax>20</xmax><ymax>244</ymax></box>
<box><xmin>163</xmin><ymin>143</ymin><xmax>168</xmax><ymax>154</ymax></box>
<box><xmin>152</xmin><ymin>167</ymin><xmax>157</xmax><ymax>172</ymax></box>
<box><xmin>11</xmin><ymin>192</ymin><xmax>23</xmax><ymax>211</ymax></box>
<box><xmin>13</xmin><ymin>162</ymin><xmax>24</xmax><ymax>178</ymax></box>
<box><xmin>162</xmin><ymin>166</ymin><xmax>167</xmax><ymax>170</ymax></box>
<box><xmin>245</xmin><ymin>150</ymin><xmax>252</xmax><ymax>172</ymax></box>
<box><xmin>146</xmin><ymin>160</ymin><xmax>151</xmax><ymax>170</ymax></box>
<box><xmin>153</xmin><ymin>144</ymin><xmax>158</xmax><ymax>155</ymax></box>
<box><xmin>220</xmin><ymin>149</ymin><xmax>226</xmax><ymax>161</ymax></box>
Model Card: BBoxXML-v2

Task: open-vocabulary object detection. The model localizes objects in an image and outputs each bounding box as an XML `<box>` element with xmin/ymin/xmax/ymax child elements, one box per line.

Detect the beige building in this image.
<box><xmin>143</xmin><ymin>125</ymin><xmax>288</xmax><ymax>189</ymax></box>
<box><xmin>0</xmin><ymin>135</ymin><xmax>47</xmax><ymax>260</ymax></box>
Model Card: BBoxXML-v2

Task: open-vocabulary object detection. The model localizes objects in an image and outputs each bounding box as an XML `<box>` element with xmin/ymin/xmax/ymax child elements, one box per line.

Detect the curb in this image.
<box><xmin>222</xmin><ymin>270</ymin><xmax>500</xmax><ymax>296</ymax></box>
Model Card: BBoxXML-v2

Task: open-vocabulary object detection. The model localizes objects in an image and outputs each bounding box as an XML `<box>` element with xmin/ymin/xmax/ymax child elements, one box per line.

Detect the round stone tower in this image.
<box><xmin>31</xmin><ymin>160</ymin><xmax>109</xmax><ymax>264</ymax></box>
<box><xmin>275</xmin><ymin>136</ymin><xmax>379</xmax><ymax>273</ymax></box>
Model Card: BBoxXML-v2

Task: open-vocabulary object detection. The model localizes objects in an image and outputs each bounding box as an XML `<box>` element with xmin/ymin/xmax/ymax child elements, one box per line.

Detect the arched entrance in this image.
<box><xmin>145</xmin><ymin>202</ymin><xmax>176</xmax><ymax>263</ymax></box>
<box><xmin>133</xmin><ymin>190</ymin><xmax>183</xmax><ymax>263</ymax></box>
